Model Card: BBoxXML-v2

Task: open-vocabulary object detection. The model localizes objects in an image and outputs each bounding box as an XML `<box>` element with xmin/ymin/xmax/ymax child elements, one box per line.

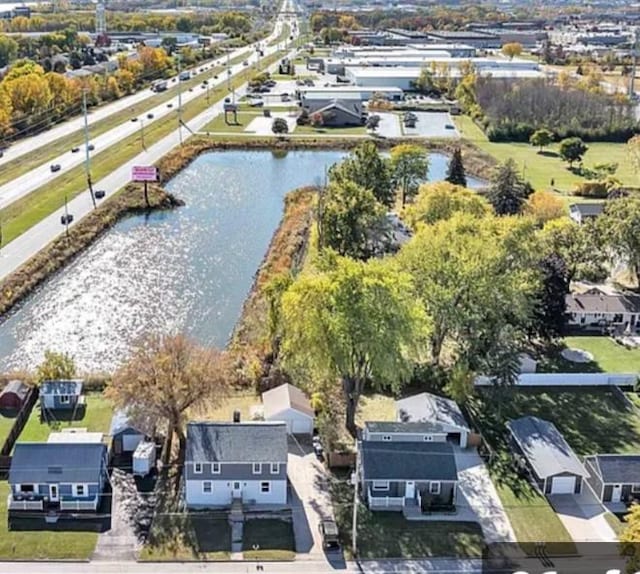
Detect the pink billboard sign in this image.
<box><xmin>132</xmin><ymin>165</ymin><xmax>158</xmax><ymax>182</ymax></box>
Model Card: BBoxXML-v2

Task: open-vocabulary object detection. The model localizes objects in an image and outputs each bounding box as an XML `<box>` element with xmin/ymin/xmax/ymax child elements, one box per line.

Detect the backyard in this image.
<box><xmin>562</xmin><ymin>336</ymin><xmax>640</xmax><ymax>373</ymax></box>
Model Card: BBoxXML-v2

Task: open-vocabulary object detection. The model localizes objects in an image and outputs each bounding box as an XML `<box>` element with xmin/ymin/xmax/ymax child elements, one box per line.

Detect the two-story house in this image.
<box><xmin>184</xmin><ymin>421</ymin><xmax>288</xmax><ymax>509</ymax></box>
<box><xmin>8</xmin><ymin>442</ymin><xmax>108</xmax><ymax>514</ymax></box>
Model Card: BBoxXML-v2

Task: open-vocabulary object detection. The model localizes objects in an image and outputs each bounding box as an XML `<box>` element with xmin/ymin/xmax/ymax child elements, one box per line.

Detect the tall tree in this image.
<box><xmin>280</xmin><ymin>255</ymin><xmax>424</xmax><ymax>437</ymax></box>
<box><xmin>559</xmin><ymin>137</ymin><xmax>588</xmax><ymax>167</ymax></box>
<box><xmin>329</xmin><ymin>141</ymin><xmax>394</xmax><ymax>207</ymax></box>
<box><xmin>36</xmin><ymin>350</ymin><xmax>76</xmax><ymax>382</ymax></box>
<box><xmin>530</xmin><ymin>254</ymin><xmax>569</xmax><ymax>341</ymax></box>
<box><xmin>390</xmin><ymin>144</ymin><xmax>430</xmax><ymax>207</ymax></box>
<box><xmin>599</xmin><ymin>196</ymin><xmax>640</xmax><ymax>286</ymax></box>
<box><xmin>529</xmin><ymin>128</ymin><xmax>554</xmax><ymax>153</ymax></box>
<box><xmin>0</xmin><ymin>34</ymin><xmax>18</xmax><ymax>67</ymax></box>
<box><xmin>621</xmin><ymin>503</ymin><xmax>640</xmax><ymax>573</ymax></box>
<box><xmin>487</xmin><ymin>158</ymin><xmax>532</xmax><ymax>216</ymax></box>
<box><xmin>445</xmin><ymin>147</ymin><xmax>467</xmax><ymax>187</ymax></box>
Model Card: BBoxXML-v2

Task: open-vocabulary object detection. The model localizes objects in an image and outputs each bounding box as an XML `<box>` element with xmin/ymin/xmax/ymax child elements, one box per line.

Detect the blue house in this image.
<box><xmin>40</xmin><ymin>380</ymin><xmax>84</xmax><ymax>411</ymax></box>
<box><xmin>8</xmin><ymin>443</ymin><xmax>108</xmax><ymax>514</ymax></box>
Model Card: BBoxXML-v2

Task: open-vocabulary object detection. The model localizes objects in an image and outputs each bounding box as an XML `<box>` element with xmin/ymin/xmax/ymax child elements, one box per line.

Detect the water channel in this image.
<box><xmin>0</xmin><ymin>150</ymin><xmax>483</xmax><ymax>373</ymax></box>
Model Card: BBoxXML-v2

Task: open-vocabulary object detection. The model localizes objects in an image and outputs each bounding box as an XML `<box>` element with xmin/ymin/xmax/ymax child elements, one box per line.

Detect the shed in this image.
<box><xmin>40</xmin><ymin>380</ymin><xmax>83</xmax><ymax>411</ymax></box>
<box><xmin>262</xmin><ymin>383</ymin><xmax>314</xmax><ymax>435</ymax></box>
<box><xmin>0</xmin><ymin>380</ymin><xmax>30</xmax><ymax>410</ymax></box>
<box><xmin>109</xmin><ymin>409</ymin><xmax>147</xmax><ymax>454</ymax></box>
<box><xmin>132</xmin><ymin>442</ymin><xmax>156</xmax><ymax>477</ymax></box>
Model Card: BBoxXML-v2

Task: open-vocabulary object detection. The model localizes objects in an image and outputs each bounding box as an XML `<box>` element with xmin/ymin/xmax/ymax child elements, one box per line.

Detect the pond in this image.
<box><xmin>0</xmin><ymin>150</ymin><xmax>483</xmax><ymax>373</ymax></box>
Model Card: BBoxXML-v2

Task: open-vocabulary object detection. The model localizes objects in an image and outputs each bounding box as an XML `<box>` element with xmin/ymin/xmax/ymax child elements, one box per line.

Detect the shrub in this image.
<box><xmin>573</xmin><ymin>180</ymin><xmax>609</xmax><ymax>198</ymax></box>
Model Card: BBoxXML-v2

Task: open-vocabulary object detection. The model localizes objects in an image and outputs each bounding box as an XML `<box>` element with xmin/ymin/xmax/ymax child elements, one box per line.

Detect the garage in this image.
<box><xmin>263</xmin><ymin>383</ymin><xmax>315</xmax><ymax>436</ymax></box>
<box><xmin>551</xmin><ymin>476</ymin><xmax>577</xmax><ymax>494</ymax></box>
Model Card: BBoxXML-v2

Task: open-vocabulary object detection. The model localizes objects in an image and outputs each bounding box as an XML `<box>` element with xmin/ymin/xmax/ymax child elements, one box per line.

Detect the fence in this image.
<box><xmin>0</xmin><ymin>386</ymin><xmax>39</xmax><ymax>476</ymax></box>
<box><xmin>474</xmin><ymin>373</ymin><xmax>638</xmax><ymax>388</ymax></box>
<box><xmin>369</xmin><ymin>495</ymin><xmax>405</xmax><ymax>508</ymax></box>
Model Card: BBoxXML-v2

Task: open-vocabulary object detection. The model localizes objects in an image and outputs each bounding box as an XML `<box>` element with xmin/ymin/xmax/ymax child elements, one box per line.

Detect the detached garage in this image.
<box><xmin>262</xmin><ymin>383</ymin><xmax>314</xmax><ymax>436</ymax></box>
<box><xmin>507</xmin><ymin>416</ymin><xmax>588</xmax><ymax>495</ymax></box>
<box><xmin>109</xmin><ymin>410</ymin><xmax>147</xmax><ymax>455</ymax></box>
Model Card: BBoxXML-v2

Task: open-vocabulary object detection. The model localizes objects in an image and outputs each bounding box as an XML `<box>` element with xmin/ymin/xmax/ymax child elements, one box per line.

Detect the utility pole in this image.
<box><xmin>82</xmin><ymin>91</ymin><xmax>96</xmax><ymax>209</ymax></box>
<box><xmin>351</xmin><ymin>439</ymin><xmax>359</xmax><ymax>559</ymax></box>
<box><xmin>177</xmin><ymin>54</ymin><xmax>183</xmax><ymax>145</ymax></box>
<box><xmin>630</xmin><ymin>27</ymin><xmax>639</xmax><ymax>99</ymax></box>
<box><xmin>140</xmin><ymin>119</ymin><xmax>146</xmax><ymax>150</ymax></box>
<box><xmin>226</xmin><ymin>49</ymin><xmax>231</xmax><ymax>91</ymax></box>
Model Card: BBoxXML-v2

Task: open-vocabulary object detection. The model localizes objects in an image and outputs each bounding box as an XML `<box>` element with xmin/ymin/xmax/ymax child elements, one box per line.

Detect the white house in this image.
<box><xmin>262</xmin><ymin>383</ymin><xmax>314</xmax><ymax>435</ymax></box>
<box><xmin>569</xmin><ymin>203</ymin><xmax>604</xmax><ymax>225</ymax></box>
<box><xmin>566</xmin><ymin>288</ymin><xmax>640</xmax><ymax>333</ymax></box>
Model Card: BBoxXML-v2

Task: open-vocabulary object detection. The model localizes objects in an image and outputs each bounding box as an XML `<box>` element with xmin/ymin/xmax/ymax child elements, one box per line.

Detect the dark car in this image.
<box><xmin>94</xmin><ymin>189</ymin><xmax>106</xmax><ymax>199</ymax></box>
<box><xmin>445</xmin><ymin>123</ymin><xmax>455</xmax><ymax>130</ymax></box>
<box><xmin>147</xmin><ymin>113</ymin><xmax>154</xmax><ymax>119</ymax></box>
<box><xmin>214</xmin><ymin>74</ymin><xmax>219</xmax><ymax>79</ymax></box>
<box><xmin>131</xmin><ymin>117</ymin><xmax>138</xmax><ymax>122</ymax></box>
<box><xmin>203</xmin><ymin>79</ymin><xmax>208</xmax><ymax>85</ymax></box>
<box><xmin>88</xmin><ymin>144</ymin><xmax>95</xmax><ymax>151</ymax></box>
<box><xmin>71</xmin><ymin>146</ymin><xmax>80</xmax><ymax>153</ymax></box>
<box><xmin>318</xmin><ymin>520</ymin><xmax>340</xmax><ymax>550</ymax></box>
<box><xmin>60</xmin><ymin>213</ymin><xmax>73</xmax><ymax>225</ymax></box>
<box><xmin>167</xmin><ymin>103</ymin><xmax>173</xmax><ymax>108</ymax></box>
<box><xmin>50</xmin><ymin>163</ymin><xmax>61</xmax><ymax>172</ymax></box>
<box><xmin>189</xmin><ymin>87</ymin><xmax>194</xmax><ymax>92</ymax></box>
<box><xmin>312</xmin><ymin>435</ymin><xmax>324</xmax><ymax>459</ymax></box>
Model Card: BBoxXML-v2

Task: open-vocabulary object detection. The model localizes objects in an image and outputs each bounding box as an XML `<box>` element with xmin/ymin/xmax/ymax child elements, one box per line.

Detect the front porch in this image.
<box><xmin>8</xmin><ymin>494</ymin><xmax>100</xmax><ymax>513</ymax></box>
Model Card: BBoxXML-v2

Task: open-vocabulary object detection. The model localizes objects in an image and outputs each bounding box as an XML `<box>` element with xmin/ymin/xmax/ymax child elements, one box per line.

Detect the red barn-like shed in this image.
<box><xmin>0</xmin><ymin>380</ymin><xmax>29</xmax><ymax>410</ymax></box>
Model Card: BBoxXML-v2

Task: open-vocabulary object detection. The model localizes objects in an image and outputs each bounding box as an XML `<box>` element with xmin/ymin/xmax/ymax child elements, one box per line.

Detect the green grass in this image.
<box><xmin>0</xmin><ymin>410</ymin><xmax>17</xmax><ymax>445</ymax></box>
<box><xmin>0</xmin><ymin>481</ymin><xmax>98</xmax><ymax>559</ymax></box>
<box><xmin>199</xmin><ymin>392</ymin><xmax>259</xmax><ymax>422</ymax></box>
<box><xmin>562</xmin><ymin>336</ymin><xmax>640</xmax><ymax>373</ymax></box>
<box><xmin>201</xmin><ymin>111</ymin><xmax>262</xmax><ymax>133</ymax></box>
<box><xmin>140</xmin><ymin>514</ymin><xmax>231</xmax><ymax>560</ymax></box>
<box><xmin>18</xmin><ymin>393</ymin><xmax>112</xmax><ymax>444</ymax></box>
<box><xmin>242</xmin><ymin>519</ymin><xmax>295</xmax><ymax>560</ymax></box>
<box><xmin>454</xmin><ymin>115</ymin><xmax>636</xmax><ymax>193</ymax></box>
<box><xmin>295</xmin><ymin>124</ymin><xmax>368</xmax><ymax>136</ymax></box>
<box><xmin>604</xmin><ymin>512</ymin><xmax>625</xmax><ymax>537</ymax></box>
<box><xmin>356</xmin><ymin>394</ymin><xmax>395</xmax><ymax>426</ymax></box>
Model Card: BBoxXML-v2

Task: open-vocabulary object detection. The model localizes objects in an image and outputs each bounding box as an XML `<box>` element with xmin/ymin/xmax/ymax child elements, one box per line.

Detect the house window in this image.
<box><xmin>372</xmin><ymin>481</ymin><xmax>389</xmax><ymax>491</ymax></box>
<box><xmin>75</xmin><ymin>484</ymin><xmax>85</xmax><ymax>497</ymax></box>
<box><xmin>270</xmin><ymin>463</ymin><xmax>279</xmax><ymax>474</ymax></box>
<box><xmin>423</xmin><ymin>435</ymin><xmax>433</xmax><ymax>441</ymax></box>
<box><xmin>253</xmin><ymin>463</ymin><xmax>262</xmax><ymax>474</ymax></box>
<box><xmin>211</xmin><ymin>463</ymin><xmax>221</xmax><ymax>474</ymax></box>
<box><xmin>429</xmin><ymin>481</ymin><xmax>441</xmax><ymax>495</ymax></box>
<box><xmin>203</xmin><ymin>481</ymin><xmax>212</xmax><ymax>494</ymax></box>
<box><xmin>19</xmin><ymin>484</ymin><xmax>35</xmax><ymax>493</ymax></box>
<box><xmin>632</xmin><ymin>484</ymin><xmax>640</xmax><ymax>494</ymax></box>
<box><xmin>60</xmin><ymin>395</ymin><xmax>70</xmax><ymax>404</ymax></box>
<box><xmin>261</xmin><ymin>481</ymin><xmax>270</xmax><ymax>493</ymax></box>
<box><xmin>194</xmin><ymin>463</ymin><xmax>203</xmax><ymax>474</ymax></box>
<box><xmin>382</xmin><ymin>435</ymin><xmax>392</xmax><ymax>441</ymax></box>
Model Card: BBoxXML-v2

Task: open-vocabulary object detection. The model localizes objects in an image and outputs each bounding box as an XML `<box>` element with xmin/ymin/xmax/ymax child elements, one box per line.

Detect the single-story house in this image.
<box><xmin>569</xmin><ymin>203</ymin><xmax>604</xmax><ymax>225</ymax></box>
<box><xmin>308</xmin><ymin>98</ymin><xmax>363</xmax><ymax>127</ymax></box>
<box><xmin>185</xmin><ymin>421</ymin><xmax>288</xmax><ymax>509</ymax></box>
<box><xmin>40</xmin><ymin>380</ymin><xmax>84</xmax><ymax>411</ymax></box>
<box><xmin>565</xmin><ymin>288</ymin><xmax>640</xmax><ymax>333</ymax></box>
<box><xmin>262</xmin><ymin>383</ymin><xmax>314</xmax><ymax>435</ymax></box>
<box><xmin>8</xmin><ymin>442</ymin><xmax>108</xmax><ymax>513</ymax></box>
<box><xmin>0</xmin><ymin>380</ymin><xmax>30</xmax><ymax>410</ymax></box>
<box><xmin>109</xmin><ymin>409</ymin><xmax>148</xmax><ymax>454</ymax></box>
<box><xmin>507</xmin><ymin>416</ymin><xmax>589</xmax><ymax>495</ymax></box>
<box><xmin>359</xmin><ymin>440</ymin><xmax>458</xmax><ymax>512</ymax></box>
<box><xmin>395</xmin><ymin>392</ymin><xmax>471</xmax><ymax>448</ymax></box>
<box><xmin>584</xmin><ymin>454</ymin><xmax>640</xmax><ymax>504</ymax></box>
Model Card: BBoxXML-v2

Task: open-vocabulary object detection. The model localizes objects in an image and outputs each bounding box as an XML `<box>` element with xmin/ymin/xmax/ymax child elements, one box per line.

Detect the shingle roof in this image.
<box><xmin>365</xmin><ymin>421</ymin><xmax>446</xmax><ymax>434</ymax></box>
<box><xmin>396</xmin><ymin>392</ymin><xmax>470</xmax><ymax>431</ymax></box>
<box><xmin>263</xmin><ymin>384</ymin><xmax>314</xmax><ymax>419</ymax></box>
<box><xmin>9</xmin><ymin>443</ymin><xmax>106</xmax><ymax>484</ymax></box>
<box><xmin>570</xmin><ymin>203</ymin><xmax>604</xmax><ymax>218</ymax></box>
<box><xmin>109</xmin><ymin>409</ymin><xmax>144</xmax><ymax>436</ymax></box>
<box><xmin>507</xmin><ymin>416</ymin><xmax>588</xmax><ymax>479</ymax></box>
<box><xmin>586</xmin><ymin>454</ymin><xmax>640</xmax><ymax>484</ymax></box>
<box><xmin>361</xmin><ymin>441</ymin><xmax>457</xmax><ymax>481</ymax></box>
<box><xmin>40</xmin><ymin>380</ymin><xmax>83</xmax><ymax>396</ymax></box>
<box><xmin>565</xmin><ymin>292</ymin><xmax>640</xmax><ymax>315</ymax></box>
<box><xmin>0</xmin><ymin>380</ymin><xmax>29</xmax><ymax>401</ymax></box>
<box><xmin>186</xmin><ymin>422</ymin><xmax>288</xmax><ymax>464</ymax></box>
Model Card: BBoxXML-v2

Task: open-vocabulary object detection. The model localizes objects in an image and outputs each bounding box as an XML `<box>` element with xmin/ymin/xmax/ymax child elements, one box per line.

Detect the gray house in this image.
<box><xmin>569</xmin><ymin>203</ymin><xmax>604</xmax><ymax>225</ymax></box>
<box><xmin>359</xmin><ymin>440</ymin><xmax>458</xmax><ymax>513</ymax></box>
<box><xmin>184</xmin><ymin>421</ymin><xmax>288</xmax><ymax>509</ymax></box>
<box><xmin>8</xmin><ymin>442</ymin><xmax>108</xmax><ymax>514</ymax></box>
<box><xmin>507</xmin><ymin>416</ymin><xmax>589</xmax><ymax>495</ymax></box>
<box><xmin>40</xmin><ymin>380</ymin><xmax>84</xmax><ymax>411</ymax></box>
<box><xmin>584</xmin><ymin>454</ymin><xmax>640</xmax><ymax>505</ymax></box>
<box><xmin>308</xmin><ymin>98</ymin><xmax>363</xmax><ymax>127</ymax></box>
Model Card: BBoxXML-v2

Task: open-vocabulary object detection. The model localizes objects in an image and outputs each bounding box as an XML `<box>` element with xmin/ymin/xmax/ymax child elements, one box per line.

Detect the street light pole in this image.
<box><xmin>140</xmin><ymin>119</ymin><xmax>146</xmax><ymax>150</ymax></box>
<box><xmin>82</xmin><ymin>90</ymin><xmax>96</xmax><ymax>209</ymax></box>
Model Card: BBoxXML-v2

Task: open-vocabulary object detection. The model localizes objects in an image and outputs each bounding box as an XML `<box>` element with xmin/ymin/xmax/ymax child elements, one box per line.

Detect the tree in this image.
<box><xmin>530</xmin><ymin>254</ymin><xmax>569</xmax><ymax>341</ymax></box>
<box><xmin>628</xmin><ymin>135</ymin><xmax>640</xmax><ymax>182</ymax></box>
<box><xmin>502</xmin><ymin>42</ymin><xmax>523</xmax><ymax>60</ymax></box>
<box><xmin>525</xmin><ymin>190</ymin><xmax>565</xmax><ymax>224</ymax></box>
<box><xmin>529</xmin><ymin>128</ymin><xmax>554</xmax><ymax>153</ymax></box>
<box><xmin>271</xmin><ymin>117</ymin><xmax>289</xmax><ymax>134</ymax></box>
<box><xmin>107</xmin><ymin>333</ymin><xmax>230</xmax><ymax>460</ymax></box>
<box><xmin>487</xmin><ymin>158</ymin><xmax>532</xmax><ymax>216</ymax></box>
<box><xmin>280</xmin><ymin>255</ymin><xmax>424</xmax><ymax>437</ymax></box>
<box><xmin>621</xmin><ymin>503</ymin><xmax>640</xmax><ymax>573</ymax></box>
<box><xmin>390</xmin><ymin>144</ymin><xmax>430</xmax><ymax>207</ymax></box>
<box><xmin>36</xmin><ymin>350</ymin><xmax>76</xmax><ymax>382</ymax></box>
<box><xmin>264</xmin><ymin>272</ymin><xmax>293</xmax><ymax>358</ymax></box>
<box><xmin>0</xmin><ymin>88</ymin><xmax>13</xmax><ymax>137</ymax></box>
<box><xmin>559</xmin><ymin>137</ymin><xmax>588</xmax><ymax>167</ymax></box>
<box><xmin>444</xmin><ymin>362</ymin><xmax>474</xmax><ymax>405</ymax></box>
<box><xmin>414</xmin><ymin>67</ymin><xmax>436</xmax><ymax>95</ymax></box>
<box><xmin>404</xmin><ymin>182</ymin><xmax>491</xmax><ymax>229</ymax></box>
<box><xmin>329</xmin><ymin>141</ymin><xmax>394</xmax><ymax>207</ymax></box>
<box><xmin>599</xmin><ymin>196</ymin><xmax>640</xmax><ymax>286</ymax></box>
<box><xmin>445</xmin><ymin>147</ymin><xmax>467</xmax><ymax>187</ymax></box>
<box><xmin>319</xmin><ymin>180</ymin><xmax>385</xmax><ymax>259</ymax></box>
<box><xmin>0</xmin><ymin>34</ymin><xmax>18</xmax><ymax>67</ymax></box>
<box><xmin>365</xmin><ymin>114</ymin><xmax>380</xmax><ymax>132</ymax></box>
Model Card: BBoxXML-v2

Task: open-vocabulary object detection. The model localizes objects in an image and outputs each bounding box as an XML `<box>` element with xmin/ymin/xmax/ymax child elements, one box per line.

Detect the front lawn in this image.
<box><xmin>242</xmin><ymin>519</ymin><xmax>295</xmax><ymax>560</ymax></box>
<box><xmin>0</xmin><ymin>481</ymin><xmax>98</xmax><ymax>559</ymax></box>
<box><xmin>562</xmin><ymin>336</ymin><xmax>640</xmax><ymax>373</ymax></box>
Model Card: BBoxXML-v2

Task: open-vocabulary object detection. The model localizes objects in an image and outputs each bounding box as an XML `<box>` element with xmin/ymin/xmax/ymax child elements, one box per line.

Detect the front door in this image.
<box><xmin>232</xmin><ymin>481</ymin><xmax>242</xmax><ymax>499</ymax></box>
<box><xmin>405</xmin><ymin>481</ymin><xmax>415</xmax><ymax>500</ymax></box>
<box><xmin>49</xmin><ymin>484</ymin><xmax>59</xmax><ymax>502</ymax></box>
<box><xmin>611</xmin><ymin>484</ymin><xmax>622</xmax><ymax>503</ymax></box>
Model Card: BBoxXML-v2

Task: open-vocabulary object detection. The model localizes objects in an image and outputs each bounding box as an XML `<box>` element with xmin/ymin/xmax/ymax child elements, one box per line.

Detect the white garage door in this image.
<box><xmin>551</xmin><ymin>476</ymin><xmax>576</xmax><ymax>494</ymax></box>
<box><xmin>123</xmin><ymin>433</ymin><xmax>144</xmax><ymax>452</ymax></box>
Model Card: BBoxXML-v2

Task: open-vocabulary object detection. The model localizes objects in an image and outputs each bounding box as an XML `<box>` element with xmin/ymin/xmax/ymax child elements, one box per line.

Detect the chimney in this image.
<box><xmin>233</xmin><ymin>410</ymin><xmax>241</xmax><ymax>423</ymax></box>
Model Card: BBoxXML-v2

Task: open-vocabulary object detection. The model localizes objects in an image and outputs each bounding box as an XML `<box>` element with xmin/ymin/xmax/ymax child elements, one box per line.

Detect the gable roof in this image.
<box><xmin>40</xmin><ymin>380</ymin><xmax>83</xmax><ymax>396</ymax></box>
<box><xmin>361</xmin><ymin>441</ymin><xmax>457</xmax><ymax>481</ymax></box>
<box><xmin>186</xmin><ymin>422</ymin><xmax>288</xmax><ymax>464</ymax></box>
<box><xmin>0</xmin><ymin>380</ymin><xmax>29</xmax><ymax>401</ymax></box>
<box><xmin>585</xmin><ymin>454</ymin><xmax>640</xmax><ymax>484</ymax></box>
<box><xmin>506</xmin><ymin>416</ymin><xmax>588</xmax><ymax>479</ymax></box>
<box><xmin>262</xmin><ymin>383</ymin><xmax>314</xmax><ymax>419</ymax></box>
<box><xmin>315</xmin><ymin>99</ymin><xmax>362</xmax><ymax>119</ymax></box>
<box><xmin>9</xmin><ymin>443</ymin><xmax>106</xmax><ymax>484</ymax></box>
<box><xmin>565</xmin><ymin>292</ymin><xmax>640</xmax><ymax>315</ymax></box>
<box><xmin>109</xmin><ymin>409</ymin><xmax>144</xmax><ymax>436</ymax></box>
<box><xmin>569</xmin><ymin>203</ymin><xmax>604</xmax><ymax>218</ymax></box>
<box><xmin>396</xmin><ymin>392</ymin><xmax>470</xmax><ymax>432</ymax></box>
<box><xmin>364</xmin><ymin>421</ymin><xmax>447</xmax><ymax>434</ymax></box>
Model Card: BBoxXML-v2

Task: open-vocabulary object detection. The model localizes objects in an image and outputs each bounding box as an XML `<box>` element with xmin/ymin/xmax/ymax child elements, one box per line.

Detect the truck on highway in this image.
<box><xmin>179</xmin><ymin>71</ymin><xmax>191</xmax><ymax>81</ymax></box>
<box><xmin>151</xmin><ymin>80</ymin><xmax>168</xmax><ymax>92</ymax></box>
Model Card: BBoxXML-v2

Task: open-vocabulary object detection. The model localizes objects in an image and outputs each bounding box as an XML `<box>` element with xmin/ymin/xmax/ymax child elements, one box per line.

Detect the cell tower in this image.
<box><xmin>96</xmin><ymin>0</ymin><xmax>107</xmax><ymax>35</ymax></box>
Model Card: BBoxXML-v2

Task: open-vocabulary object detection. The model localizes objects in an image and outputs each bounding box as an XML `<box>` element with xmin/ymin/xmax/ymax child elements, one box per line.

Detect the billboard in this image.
<box><xmin>132</xmin><ymin>166</ymin><xmax>158</xmax><ymax>182</ymax></box>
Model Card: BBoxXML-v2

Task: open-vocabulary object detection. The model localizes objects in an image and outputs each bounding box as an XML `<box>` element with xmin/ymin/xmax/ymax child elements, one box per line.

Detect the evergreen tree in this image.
<box><xmin>530</xmin><ymin>254</ymin><xmax>569</xmax><ymax>341</ymax></box>
<box><xmin>445</xmin><ymin>148</ymin><xmax>467</xmax><ymax>187</ymax></box>
<box><xmin>487</xmin><ymin>159</ymin><xmax>532</xmax><ymax>216</ymax></box>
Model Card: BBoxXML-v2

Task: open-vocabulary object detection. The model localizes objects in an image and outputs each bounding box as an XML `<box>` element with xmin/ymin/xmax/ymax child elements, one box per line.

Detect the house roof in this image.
<box><xmin>40</xmin><ymin>380</ymin><xmax>83</xmax><ymax>396</ymax></box>
<box><xmin>565</xmin><ymin>292</ymin><xmax>640</xmax><ymax>315</ymax></box>
<box><xmin>0</xmin><ymin>380</ymin><xmax>29</xmax><ymax>400</ymax></box>
<box><xmin>569</xmin><ymin>203</ymin><xmax>604</xmax><ymax>218</ymax></box>
<box><xmin>361</xmin><ymin>441</ymin><xmax>457</xmax><ymax>481</ymax></box>
<box><xmin>186</xmin><ymin>422</ymin><xmax>288</xmax><ymax>464</ymax></box>
<box><xmin>315</xmin><ymin>99</ymin><xmax>362</xmax><ymax>119</ymax></box>
<box><xmin>48</xmin><ymin>431</ymin><xmax>104</xmax><ymax>444</ymax></box>
<box><xmin>506</xmin><ymin>416</ymin><xmax>588</xmax><ymax>479</ymax></box>
<box><xmin>364</xmin><ymin>421</ymin><xmax>447</xmax><ymax>434</ymax></box>
<box><xmin>109</xmin><ymin>409</ymin><xmax>144</xmax><ymax>436</ymax></box>
<box><xmin>585</xmin><ymin>454</ymin><xmax>640</xmax><ymax>484</ymax></box>
<box><xmin>9</xmin><ymin>443</ymin><xmax>106</xmax><ymax>484</ymax></box>
<box><xmin>396</xmin><ymin>392</ymin><xmax>470</xmax><ymax>432</ymax></box>
<box><xmin>262</xmin><ymin>383</ymin><xmax>314</xmax><ymax>419</ymax></box>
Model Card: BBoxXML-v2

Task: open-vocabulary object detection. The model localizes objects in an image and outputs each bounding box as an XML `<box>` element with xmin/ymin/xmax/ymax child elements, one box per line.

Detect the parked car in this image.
<box><xmin>94</xmin><ymin>189</ymin><xmax>106</xmax><ymax>199</ymax></box>
<box><xmin>266</xmin><ymin>80</ymin><xmax>276</xmax><ymax>87</ymax></box>
<box><xmin>249</xmin><ymin>99</ymin><xmax>264</xmax><ymax>107</ymax></box>
<box><xmin>60</xmin><ymin>213</ymin><xmax>73</xmax><ymax>225</ymax></box>
<box><xmin>319</xmin><ymin>520</ymin><xmax>340</xmax><ymax>550</ymax></box>
<box><xmin>312</xmin><ymin>435</ymin><xmax>324</xmax><ymax>459</ymax></box>
<box><xmin>445</xmin><ymin>123</ymin><xmax>455</xmax><ymax>130</ymax></box>
<box><xmin>50</xmin><ymin>163</ymin><xmax>61</xmax><ymax>172</ymax></box>
<box><xmin>71</xmin><ymin>146</ymin><xmax>80</xmax><ymax>153</ymax></box>
<box><xmin>147</xmin><ymin>113</ymin><xmax>154</xmax><ymax>119</ymax></box>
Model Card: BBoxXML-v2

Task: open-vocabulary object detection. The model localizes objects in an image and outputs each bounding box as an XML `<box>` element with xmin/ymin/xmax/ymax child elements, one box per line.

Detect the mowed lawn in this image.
<box><xmin>242</xmin><ymin>519</ymin><xmax>295</xmax><ymax>560</ymax></box>
<box><xmin>563</xmin><ymin>336</ymin><xmax>640</xmax><ymax>373</ymax></box>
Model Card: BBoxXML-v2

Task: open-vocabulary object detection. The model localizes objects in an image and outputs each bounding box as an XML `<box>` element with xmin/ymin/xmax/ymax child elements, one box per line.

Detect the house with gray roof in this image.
<box><xmin>395</xmin><ymin>392</ymin><xmax>471</xmax><ymax>448</ymax></box>
<box><xmin>565</xmin><ymin>288</ymin><xmax>640</xmax><ymax>333</ymax></box>
<box><xmin>109</xmin><ymin>409</ymin><xmax>148</xmax><ymax>455</ymax></box>
<box><xmin>569</xmin><ymin>202</ymin><xmax>604</xmax><ymax>225</ymax></box>
<box><xmin>507</xmin><ymin>416</ymin><xmax>588</xmax><ymax>495</ymax></box>
<box><xmin>584</xmin><ymin>454</ymin><xmax>640</xmax><ymax>505</ymax></box>
<box><xmin>8</xmin><ymin>442</ymin><xmax>108</xmax><ymax>514</ymax></box>
<box><xmin>40</xmin><ymin>380</ymin><xmax>84</xmax><ymax>411</ymax></box>
<box><xmin>184</xmin><ymin>421</ymin><xmax>288</xmax><ymax>509</ymax></box>
<box><xmin>262</xmin><ymin>383</ymin><xmax>314</xmax><ymax>435</ymax></box>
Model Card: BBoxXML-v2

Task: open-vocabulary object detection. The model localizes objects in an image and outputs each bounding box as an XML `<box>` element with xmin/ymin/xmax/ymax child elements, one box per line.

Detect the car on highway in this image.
<box><xmin>94</xmin><ymin>189</ymin><xmax>106</xmax><ymax>199</ymax></box>
<box><xmin>243</xmin><ymin>60</ymin><xmax>249</xmax><ymax>66</ymax></box>
<box><xmin>147</xmin><ymin>113</ymin><xmax>154</xmax><ymax>119</ymax></box>
<box><xmin>60</xmin><ymin>213</ymin><xmax>73</xmax><ymax>225</ymax></box>
<box><xmin>214</xmin><ymin>74</ymin><xmax>219</xmax><ymax>79</ymax></box>
<box><xmin>87</xmin><ymin>144</ymin><xmax>95</xmax><ymax>151</ymax></box>
<box><xmin>131</xmin><ymin>117</ymin><xmax>138</xmax><ymax>122</ymax></box>
<box><xmin>71</xmin><ymin>146</ymin><xmax>80</xmax><ymax>153</ymax></box>
<box><xmin>248</xmin><ymin>98</ymin><xmax>264</xmax><ymax>107</ymax></box>
<box><xmin>50</xmin><ymin>163</ymin><xmax>61</xmax><ymax>172</ymax></box>
<box><xmin>167</xmin><ymin>103</ymin><xmax>173</xmax><ymax>108</ymax></box>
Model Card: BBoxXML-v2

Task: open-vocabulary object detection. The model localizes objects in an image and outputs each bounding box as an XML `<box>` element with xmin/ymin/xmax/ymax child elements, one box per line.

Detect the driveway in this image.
<box><xmin>287</xmin><ymin>436</ymin><xmax>336</xmax><ymax>557</ymax></box>
<box><xmin>548</xmin><ymin>491</ymin><xmax>617</xmax><ymax>542</ymax></box>
<box><xmin>454</xmin><ymin>448</ymin><xmax>516</xmax><ymax>543</ymax></box>
<box><xmin>375</xmin><ymin>112</ymin><xmax>402</xmax><ymax>138</ymax></box>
